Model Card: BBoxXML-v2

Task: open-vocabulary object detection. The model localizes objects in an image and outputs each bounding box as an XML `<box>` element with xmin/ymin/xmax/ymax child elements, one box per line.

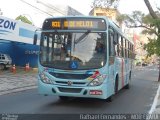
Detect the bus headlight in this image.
<box><xmin>88</xmin><ymin>75</ymin><xmax>106</xmax><ymax>86</ymax></box>
<box><xmin>39</xmin><ymin>72</ymin><xmax>52</xmax><ymax>84</ymax></box>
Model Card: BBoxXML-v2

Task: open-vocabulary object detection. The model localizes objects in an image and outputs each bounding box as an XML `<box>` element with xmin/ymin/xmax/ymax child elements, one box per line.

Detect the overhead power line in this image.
<box><xmin>36</xmin><ymin>0</ymin><xmax>65</xmax><ymax>15</ymax></box>
<box><xmin>19</xmin><ymin>0</ymin><xmax>52</xmax><ymax>16</ymax></box>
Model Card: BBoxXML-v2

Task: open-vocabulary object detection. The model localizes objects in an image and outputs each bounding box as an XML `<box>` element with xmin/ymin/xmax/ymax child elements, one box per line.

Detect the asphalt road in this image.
<box><xmin>0</xmin><ymin>65</ymin><xmax>159</xmax><ymax>115</ymax></box>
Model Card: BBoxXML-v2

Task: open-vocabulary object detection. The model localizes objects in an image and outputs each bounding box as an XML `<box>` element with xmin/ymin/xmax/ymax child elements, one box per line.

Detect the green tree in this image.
<box><xmin>117</xmin><ymin>0</ymin><xmax>160</xmax><ymax>81</ymax></box>
<box><xmin>15</xmin><ymin>15</ymin><xmax>32</xmax><ymax>25</ymax></box>
<box><xmin>91</xmin><ymin>0</ymin><xmax>120</xmax><ymax>9</ymax></box>
<box><xmin>144</xmin><ymin>0</ymin><xmax>160</xmax><ymax>81</ymax></box>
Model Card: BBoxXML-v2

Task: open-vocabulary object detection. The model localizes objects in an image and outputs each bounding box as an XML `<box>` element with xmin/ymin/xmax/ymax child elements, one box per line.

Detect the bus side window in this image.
<box><xmin>121</xmin><ymin>37</ymin><xmax>124</xmax><ymax>57</ymax></box>
<box><xmin>125</xmin><ymin>39</ymin><xmax>128</xmax><ymax>58</ymax></box>
<box><xmin>114</xmin><ymin>33</ymin><xmax>119</xmax><ymax>56</ymax></box>
<box><xmin>109</xmin><ymin>27</ymin><xmax>115</xmax><ymax>56</ymax></box>
<box><xmin>130</xmin><ymin>44</ymin><xmax>132</xmax><ymax>58</ymax></box>
<box><xmin>128</xmin><ymin>42</ymin><xmax>130</xmax><ymax>58</ymax></box>
<box><xmin>118</xmin><ymin>36</ymin><xmax>122</xmax><ymax>57</ymax></box>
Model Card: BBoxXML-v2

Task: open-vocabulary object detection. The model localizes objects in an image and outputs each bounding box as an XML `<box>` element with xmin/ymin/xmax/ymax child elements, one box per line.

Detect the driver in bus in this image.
<box><xmin>95</xmin><ymin>41</ymin><xmax>104</xmax><ymax>53</ymax></box>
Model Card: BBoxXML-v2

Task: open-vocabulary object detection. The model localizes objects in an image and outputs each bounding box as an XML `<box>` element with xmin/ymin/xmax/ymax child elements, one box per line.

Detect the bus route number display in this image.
<box><xmin>46</xmin><ymin>18</ymin><xmax>106</xmax><ymax>30</ymax></box>
<box><xmin>52</xmin><ymin>21</ymin><xmax>93</xmax><ymax>28</ymax></box>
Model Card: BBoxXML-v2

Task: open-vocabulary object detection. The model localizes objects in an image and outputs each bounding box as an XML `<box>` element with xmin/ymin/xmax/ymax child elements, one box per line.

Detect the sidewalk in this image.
<box><xmin>134</xmin><ymin>65</ymin><xmax>160</xmax><ymax>114</ymax></box>
<box><xmin>150</xmin><ymin>84</ymin><xmax>160</xmax><ymax>114</ymax></box>
<box><xmin>0</xmin><ymin>68</ymin><xmax>38</xmax><ymax>95</ymax></box>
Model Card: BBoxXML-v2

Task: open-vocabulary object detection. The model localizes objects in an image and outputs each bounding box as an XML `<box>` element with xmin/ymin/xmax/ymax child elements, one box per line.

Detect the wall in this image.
<box><xmin>0</xmin><ymin>41</ymin><xmax>39</xmax><ymax>67</ymax></box>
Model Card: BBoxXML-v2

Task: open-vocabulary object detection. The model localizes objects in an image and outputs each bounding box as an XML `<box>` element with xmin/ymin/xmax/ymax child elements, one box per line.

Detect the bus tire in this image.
<box><xmin>0</xmin><ymin>64</ymin><xmax>5</xmax><ymax>70</ymax></box>
<box><xmin>114</xmin><ymin>76</ymin><xmax>119</xmax><ymax>94</ymax></box>
<box><xmin>106</xmin><ymin>96</ymin><xmax>113</xmax><ymax>102</ymax></box>
<box><xmin>4</xmin><ymin>66</ymin><xmax>9</xmax><ymax>70</ymax></box>
<box><xmin>59</xmin><ymin>96</ymin><xmax>70</xmax><ymax>101</ymax></box>
<box><xmin>124</xmin><ymin>72</ymin><xmax>131</xmax><ymax>89</ymax></box>
<box><xmin>124</xmin><ymin>83</ymin><xmax>129</xmax><ymax>89</ymax></box>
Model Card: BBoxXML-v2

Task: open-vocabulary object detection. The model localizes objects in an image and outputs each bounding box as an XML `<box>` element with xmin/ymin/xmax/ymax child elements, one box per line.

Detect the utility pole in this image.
<box><xmin>158</xmin><ymin>58</ymin><xmax>160</xmax><ymax>82</ymax></box>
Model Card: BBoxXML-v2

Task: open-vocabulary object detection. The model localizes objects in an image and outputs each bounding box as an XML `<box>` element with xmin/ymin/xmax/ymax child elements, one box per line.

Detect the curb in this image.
<box><xmin>149</xmin><ymin>84</ymin><xmax>160</xmax><ymax>114</ymax></box>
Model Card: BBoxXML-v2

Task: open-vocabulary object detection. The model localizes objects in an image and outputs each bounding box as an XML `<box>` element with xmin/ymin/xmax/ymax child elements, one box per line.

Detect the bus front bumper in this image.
<box><xmin>38</xmin><ymin>80</ymin><xmax>108</xmax><ymax>99</ymax></box>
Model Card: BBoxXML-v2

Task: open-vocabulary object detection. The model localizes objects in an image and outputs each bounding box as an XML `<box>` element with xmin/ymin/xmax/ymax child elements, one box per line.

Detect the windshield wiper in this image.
<box><xmin>74</xmin><ymin>30</ymin><xmax>91</xmax><ymax>44</ymax></box>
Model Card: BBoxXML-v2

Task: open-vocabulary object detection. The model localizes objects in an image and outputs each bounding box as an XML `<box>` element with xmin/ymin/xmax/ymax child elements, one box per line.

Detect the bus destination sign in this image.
<box><xmin>42</xmin><ymin>18</ymin><xmax>106</xmax><ymax>30</ymax></box>
<box><xmin>52</xmin><ymin>20</ymin><xmax>93</xmax><ymax>28</ymax></box>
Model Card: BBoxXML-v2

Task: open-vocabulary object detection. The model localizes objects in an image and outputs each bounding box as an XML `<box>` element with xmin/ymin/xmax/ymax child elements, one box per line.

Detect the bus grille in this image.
<box><xmin>58</xmin><ymin>87</ymin><xmax>82</xmax><ymax>93</ymax></box>
<box><xmin>49</xmin><ymin>72</ymin><xmax>92</xmax><ymax>79</ymax></box>
<box><xmin>55</xmin><ymin>81</ymin><xmax>86</xmax><ymax>85</ymax></box>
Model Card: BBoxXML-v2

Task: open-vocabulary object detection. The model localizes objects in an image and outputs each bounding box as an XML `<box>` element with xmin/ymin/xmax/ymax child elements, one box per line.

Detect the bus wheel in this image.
<box><xmin>0</xmin><ymin>64</ymin><xmax>5</xmax><ymax>70</ymax></box>
<box><xmin>124</xmin><ymin>72</ymin><xmax>131</xmax><ymax>89</ymax></box>
<box><xmin>59</xmin><ymin>96</ymin><xmax>70</xmax><ymax>101</ymax></box>
<box><xmin>106</xmin><ymin>96</ymin><xmax>113</xmax><ymax>102</ymax></box>
<box><xmin>124</xmin><ymin>83</ymin><xmax>129</xmax><ymax>89</ymax></box>
<box><xmin>114</xmin><ymin>77</ymin><xmax>118</xmax><ymax>94</ymax></box>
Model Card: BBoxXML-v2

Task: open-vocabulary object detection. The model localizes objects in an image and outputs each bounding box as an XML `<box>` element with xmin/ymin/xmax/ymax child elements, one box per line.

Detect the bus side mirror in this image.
<box><xmin>33</xmin><ymin>34</ymin><xmax>37</xmax><ymax>45</ymax></box>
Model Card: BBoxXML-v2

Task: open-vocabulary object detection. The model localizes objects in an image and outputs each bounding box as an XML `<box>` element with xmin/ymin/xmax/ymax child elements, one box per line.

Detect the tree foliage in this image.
<box><xmin>15</xmin><ymin>15</ymin><xmax>32</xmax><ymax>25</ymax></box>
<box><xmin>91</xmin><ymin>0</ymin><xmax>120</xmax><ymax>9</ymax></box>
<box><xmin>144</xmin><ymin>37</ymin><xmax>160</xmax><ymax>56</ymax></box>
<box><xmin>117</xmin><ymin>0</ymin><xmax>160</xmax><ymax>57</ymax></box>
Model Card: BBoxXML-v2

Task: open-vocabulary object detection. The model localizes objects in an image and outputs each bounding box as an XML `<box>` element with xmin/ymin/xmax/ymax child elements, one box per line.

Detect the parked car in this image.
<box><xmin>142</xmin><ymin>62</ymin><xmax>148</xmax><ymax>66</ymax></box>
<box><xmin>0</xmin><ymin>53</ymin><xmax>12</xmax><ymax>70</ymax></box>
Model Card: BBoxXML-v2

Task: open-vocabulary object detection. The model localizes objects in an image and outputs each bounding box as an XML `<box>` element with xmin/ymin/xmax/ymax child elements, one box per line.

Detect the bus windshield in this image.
<box><xmin>40</xmin><ymin>31</ymin><xmax>107</xmax><ymax>70</ymax></box>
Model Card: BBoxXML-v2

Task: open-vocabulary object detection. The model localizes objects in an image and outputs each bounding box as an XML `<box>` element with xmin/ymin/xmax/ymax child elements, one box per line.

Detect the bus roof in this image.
<box><xmin>42</xmin><ymin>16</ymin><xmax>134</xmax><ymax>44</ymax></box>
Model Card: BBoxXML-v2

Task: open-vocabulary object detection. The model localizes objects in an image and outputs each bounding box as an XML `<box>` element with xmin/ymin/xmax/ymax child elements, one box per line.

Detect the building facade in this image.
<box><xmin>89</xmin><ymin>7</ymin><xmax>121</xmax><ymax>27</ymax></box>
<box><xmin>0</xmin><ymin>5</ymin><xmax>83</xmax><ymax>67</ymax></box>
<box><xmin>0</xmin><ymin>16</ymin><xmax>39</xmax><ymax>67</ymax></box>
